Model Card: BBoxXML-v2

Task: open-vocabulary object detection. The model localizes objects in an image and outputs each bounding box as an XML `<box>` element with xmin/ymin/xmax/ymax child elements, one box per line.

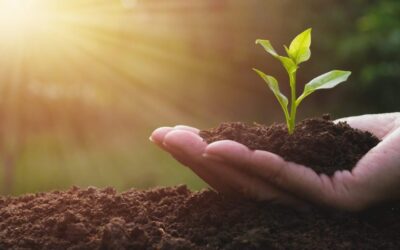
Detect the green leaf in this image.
<box><xmin>284</xmin><ymin>45</ymin><xmax>290</xmax><ymax>57</ymax></box>
<box><xmin>277</xmin><ymin>56</ymin><xmax>297</xmax><ymax>74</ymax></box>
<box><xmin>256</xmin><ymin>40</ymin><xmax>297</xmax><ymax>74</ymax></box>
<box><xmin>297</xmin><ymin>70</ymin><xmax>351</xmax><ymax>104</ymax></box>
<box><xmin>253</xmin><ymin>68</ymin><xmax>289</xmax><ymax>114</ymax></box>
<box><xmin>288</xmin><ymin>28</ymin><xmax>312</xmax><ymax>65</ymax></box>
<box><xmin>255</xmin><ymin>39</ymin><xmax>278</xmax><ymax>57</ymax></box>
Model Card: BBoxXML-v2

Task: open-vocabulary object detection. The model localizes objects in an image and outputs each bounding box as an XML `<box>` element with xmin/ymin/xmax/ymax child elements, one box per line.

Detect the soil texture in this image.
<box><xmin>200</xmin><ymin>116</ymin><xmax>380</xmax><ymax>175</ymax></box>
<box><xmin>1</xmin><ymin>186</ymin><xmax>400</xmax><ymax>250</ymax></box>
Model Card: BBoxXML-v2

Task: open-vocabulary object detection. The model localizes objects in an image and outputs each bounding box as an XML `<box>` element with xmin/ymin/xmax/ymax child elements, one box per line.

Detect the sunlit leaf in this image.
<box><xmin>277</xmin><ymin>56</ymin><xmax>297</xmax><ymax>74</ymax></box>
<box><xmin>255</xmin><ymin>39</ymin><xmax>278</xmax><ymax>57</ymax></box>
<box><xmin>253</xmin><ymin>68</ymin><xmax>289</xmax><ymax>111</ymax></box>
<box><xmin>288</xmin><ymin>28</ymin><xmax>312</xmax><ymax>65</ymax></box>
<box><xmin>298</xmin><ymin>70</ymin><xmax>351</xmax><ymax>103</ymax></box>
<box><xmin>256</xmin><ymin>40</ymin><xmax>297</xmax><ymax>74</ymax></box>
<box><xmin>284</xmin><ymin>45</ymin><xmax>290</xmax><ymax>57</ymax></box>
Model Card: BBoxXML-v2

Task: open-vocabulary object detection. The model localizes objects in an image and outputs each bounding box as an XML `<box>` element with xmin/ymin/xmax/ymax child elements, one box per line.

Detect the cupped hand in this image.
<box><xmin>150</xmin><ymin>113</ymin><xmax>400</xmax><ymax>211</ymax></box>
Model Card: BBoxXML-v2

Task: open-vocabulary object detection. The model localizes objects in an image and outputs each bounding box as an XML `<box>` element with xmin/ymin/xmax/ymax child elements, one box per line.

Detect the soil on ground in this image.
<box><xmin>200</xmin><ymin>116</ymin><xmax>380</xmax><ymax>175</ymax></box>
<box><xmin>1</xmin><ymin>186</ymin><xmax>399</xmax><ymax>250</ymax></box>
<box><xmin>0</xmin><ymin>117</ymin><xmax>392</xmax><ymax>249</ymax></box>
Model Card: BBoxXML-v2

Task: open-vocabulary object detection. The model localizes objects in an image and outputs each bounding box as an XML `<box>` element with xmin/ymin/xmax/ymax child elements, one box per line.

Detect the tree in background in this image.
<box><xmin>338</xmin><ymin>0</ymin><xmax>400</xmax><ymax>113</ymax></box>
<box><xmin>291</xmin><ymin>0</ymin><xmax>400</xmax><ymax>115</ymax></box>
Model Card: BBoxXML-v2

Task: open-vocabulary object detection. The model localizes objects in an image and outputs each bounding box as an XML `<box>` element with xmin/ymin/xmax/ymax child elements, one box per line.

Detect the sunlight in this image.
<box><xmin>0</xmin><ymin>0</ymin><xmax>51</xmax><ymax>40</ymax></box>
<box><xmin>0</xmin><ymin>0</ymin><xmax>280</xmax><ymax>196</ymax></box>
<box><xmin>0</xmin><ymin>0</ymin><xmax>229</xmax><ymax>121</ymax></box>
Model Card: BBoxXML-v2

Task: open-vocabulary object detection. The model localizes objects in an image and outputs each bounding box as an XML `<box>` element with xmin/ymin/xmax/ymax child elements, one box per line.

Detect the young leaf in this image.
<box><xmin>256</xmin><ymin>40</ymin><xmax>297</xmax><ymax>74</ymax></box>
<box><xmin>297</xmin><ymin>70</ymin><xmax>351</xmax><ymax>104</ymax></box>
<box><xmin>284</xmin><ymin>45</ymin><xmax>290</xmax><ymax>57</ymax></box>
<box><xmin>255</xmin><ymin>39</ymin><xmax>278</xmax><ymax>57</ymax></box>
<box><xmin>253</xmin><ymin>68</ymin><xmax>289</xmax><ymax>115</ymax></box>
<box><xmin>288</xmin><ymin>28</ymin><xmax>312</xmax><ymax>65</ymax></box>
<box><xmin>278</xmin><ymin>56</ymin><xmax>297</xmax><ymax>75</ymax></box>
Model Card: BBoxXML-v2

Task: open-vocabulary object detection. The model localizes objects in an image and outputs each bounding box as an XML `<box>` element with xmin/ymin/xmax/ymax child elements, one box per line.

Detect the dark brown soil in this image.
<box><xmin>1</xmin><ymin>186</ymin><xmax>399</xmax><ymax>250</ymax></box>
<box><xmin>200</xmin><ymin>116</ymin><xmax>380</xmax><ymax>175</ymax></box>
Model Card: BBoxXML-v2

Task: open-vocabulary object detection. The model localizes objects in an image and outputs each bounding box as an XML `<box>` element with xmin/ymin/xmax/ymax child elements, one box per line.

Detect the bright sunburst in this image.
<box><xmin>0</xmin><ymin>0</ymin><xmax>264</xmax><ymax>194</ymax></box>
<box><xmin>0</xmin><ymin>0</ymin><xmax>127</xmax><ymax>101</ymax></box>
<box><xmin>0</xmin><ymin>0</ymin><xmax>219</xmax><ymax>114</ymax></box>
<box><xmin>0</xmin><ymin>0</ymin><xmax>51</xmax><ymax>41</ymax></box>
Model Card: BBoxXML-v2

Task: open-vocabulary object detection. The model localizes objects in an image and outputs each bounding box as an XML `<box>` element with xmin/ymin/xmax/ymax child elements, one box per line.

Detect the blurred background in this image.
<box><xmin>0</xmin><ymin>0</ymin><xmax>399</xmax><ymax>195</ymax></box>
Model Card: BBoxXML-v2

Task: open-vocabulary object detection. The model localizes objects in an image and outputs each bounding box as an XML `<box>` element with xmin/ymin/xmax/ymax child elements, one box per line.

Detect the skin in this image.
<box><xmin>150</xmin><ymin>113</ymin><xmax>400</xmax><ymax>211</ymax></box>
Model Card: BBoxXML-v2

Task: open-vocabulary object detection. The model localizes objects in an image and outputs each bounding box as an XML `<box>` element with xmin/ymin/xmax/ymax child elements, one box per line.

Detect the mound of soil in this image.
<box><xmin>200</xmin><ymin>116</ymin><xmax>380</xmax><ymax>175</ymax></box>
<box><xmin>1</xmin><ymin>186</ymin><xmax>399</xmax><ymax>249</ymax></box>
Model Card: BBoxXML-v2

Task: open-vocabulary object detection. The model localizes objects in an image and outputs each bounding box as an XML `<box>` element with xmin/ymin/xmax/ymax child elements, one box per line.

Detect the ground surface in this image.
<box><xmin>200</xmin><ymin>116</ymin><xmax>380</xmax><ymax>175</ymax></box>
<box><xmin>0</xmin><ymin>186</ymin><xmax>399</xmax><ymax>250</ymax></box>
<box><xmin>0</xmin><ymin>118</ymin><xmax>392</xmax><ymax>249</ymax></box>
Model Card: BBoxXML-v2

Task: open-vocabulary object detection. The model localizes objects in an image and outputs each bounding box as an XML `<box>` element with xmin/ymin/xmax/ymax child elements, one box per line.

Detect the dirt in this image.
<box><xmin>199</xmin><ymin>115</ymin><xmax>380</xmax><ymax>175</ymax></box>
<box><xmin>0</xmin><ymin>117</ymin><xmax>392</xmax><ymax>249</ymax></box>
<box><xmin>1</xmin><ymin>186</ymin><xmax>399</xmax><ymax>250</ymax></box>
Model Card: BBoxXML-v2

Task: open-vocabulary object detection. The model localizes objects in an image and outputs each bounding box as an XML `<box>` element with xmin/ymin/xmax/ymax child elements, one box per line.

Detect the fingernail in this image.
<box><xmin>202</xmin><ymin>153</ymin><xmax>224</xmax><ymax>162</ymax></box>
<box><xmin>149</xmin><ymin>136</ymin><xmax>154</xmax><ymax>142</ymax></box>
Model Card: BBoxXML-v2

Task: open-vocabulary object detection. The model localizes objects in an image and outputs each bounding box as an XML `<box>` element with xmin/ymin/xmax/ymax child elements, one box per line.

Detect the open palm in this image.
<box><xmin>150</xmin><ymin>113</ymin><xmax>400</xmax><ymax>211</ymax></box>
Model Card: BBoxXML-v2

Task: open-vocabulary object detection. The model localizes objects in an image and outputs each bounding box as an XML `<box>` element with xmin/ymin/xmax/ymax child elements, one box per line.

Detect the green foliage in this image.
<box><xmin>287</xmin><ymin>28</ymin><xmax>312</xmax><ymax>65</ymax></box>
<box><xmin>254</xmin><ymin>28</ymin><xmax>351</xmax><ymax>134</ymax></box>
<box><xmin>336</xmin><ymin>0</ymin><xmax>400</xmax><ymax>113</ymax></box>
<box><xmin>253</xmin><ymin>69</ymin><xmax>289</xmax><ymax>122</ymax></box>
<box><xmin>286</xmin><ymin>0</ymin><xmax>400</xmax><ymax>114</ymax></box>
<box><xmin>297</xmin><ymin>70</ymin><xmax>352</xmax><ymax>105</ymax></box>
<box><xmin>255</xmin><ymin>40</ymin><xmax>298</xmax><ymax>74</ymax></box>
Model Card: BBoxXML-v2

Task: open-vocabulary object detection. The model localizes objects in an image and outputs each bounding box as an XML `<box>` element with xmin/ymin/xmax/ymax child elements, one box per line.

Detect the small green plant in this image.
<box><xmin>253</xmin><ymin>28</ymin><xmax>351</xmax><ymax>134</ymax></box>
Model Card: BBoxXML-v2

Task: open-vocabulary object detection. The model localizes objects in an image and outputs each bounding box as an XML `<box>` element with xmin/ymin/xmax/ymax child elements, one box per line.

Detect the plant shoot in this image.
<box><xmin>253</xmin><ymin>28</ymin><xmax>351</xmax><ymax>134</ymax></box>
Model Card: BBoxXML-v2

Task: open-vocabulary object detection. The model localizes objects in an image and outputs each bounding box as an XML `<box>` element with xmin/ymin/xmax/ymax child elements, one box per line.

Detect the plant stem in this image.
<box><xmin>288</xmin><ymin>72</ymin><xmax>297</xmax><ymax>134</ymax></box>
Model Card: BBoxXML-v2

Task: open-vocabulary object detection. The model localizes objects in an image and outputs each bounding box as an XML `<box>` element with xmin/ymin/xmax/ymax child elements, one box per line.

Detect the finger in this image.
<box><xmin>351</xmin><ymin>127</ymin><xmax>400</xmax><ymax>206</ymax></box>
<box><xmin>335</xmin><ymin>113</ymin><xmax>400</xmax><ymax>139</ymax></box>
<box><xmin>163</xmin><ymin>130</ymin><xmax>233</xmax><ymax>193</ymax></box>
<box><xmin>205</xmin><ymin>140</ymin><xmax>339</xmax><ymax>208</ymax></box>
<box><xmin>150</xmin><ymin>125</ymin><xmax>200</xmax><ymax>148</ymax></box>
<box><xmin>203</xmin><ymin>153</ymin><xmax>310</xmax><ymax>208</ymax></box>
<box><xmin>150</xmin><ymin>127</ymin><xmax>174</xmax><ymax>147</ymax></box>
<box><xmin>173</xmin><ymin>125</ymin><xmax>200</xmax><ymax>134</ymax></box>
<box><xmin>164</xmin><ymin>130</ymin><xmax>301</xmax><ymax>201</ymax></box>
<box><xmin>163</xmin><ymin>130</ymin><xmax>206</xmax><ymax>158</ymax></box>
<box><xmin>161</xmin><ymin>131</ymin><xmax>310</xmax><ymax>208</ymax></box>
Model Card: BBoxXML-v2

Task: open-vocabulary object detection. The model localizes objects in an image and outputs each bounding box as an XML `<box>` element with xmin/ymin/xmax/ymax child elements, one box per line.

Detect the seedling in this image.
<box><xmin>253</xmin><ymin>28</ymin><xmax>351</xmax><ymax>134</ymax></box>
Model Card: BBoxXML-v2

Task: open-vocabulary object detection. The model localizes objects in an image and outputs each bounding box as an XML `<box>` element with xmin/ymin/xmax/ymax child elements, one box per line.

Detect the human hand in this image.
<box><xmin>150</xmin><ymin>125</ymin><xmax>308</xmax><ymax>207</ymax></box>
<box><xmin>150</xmin><ymin>113</ymin><xmax>400</xmax><ymax>211</ymax></box>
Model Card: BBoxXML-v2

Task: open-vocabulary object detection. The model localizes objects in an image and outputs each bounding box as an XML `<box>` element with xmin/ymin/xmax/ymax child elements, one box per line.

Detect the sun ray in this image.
<box><xmin>0</xmin><ymin>0</ymin><xmax>286</xmax><ymax>194</ymax></box>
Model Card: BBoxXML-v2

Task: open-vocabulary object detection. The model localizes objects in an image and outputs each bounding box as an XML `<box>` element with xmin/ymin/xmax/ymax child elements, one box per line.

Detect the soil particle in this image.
<box><xmin>200</xmin><ymin>116</ymin><xmax>380</xmax><ymax>175</ymax></box>
<box><xmin>1</xmin><ymin>186</ymin><xmax>399</xmax><ymax>249</ymax></box>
